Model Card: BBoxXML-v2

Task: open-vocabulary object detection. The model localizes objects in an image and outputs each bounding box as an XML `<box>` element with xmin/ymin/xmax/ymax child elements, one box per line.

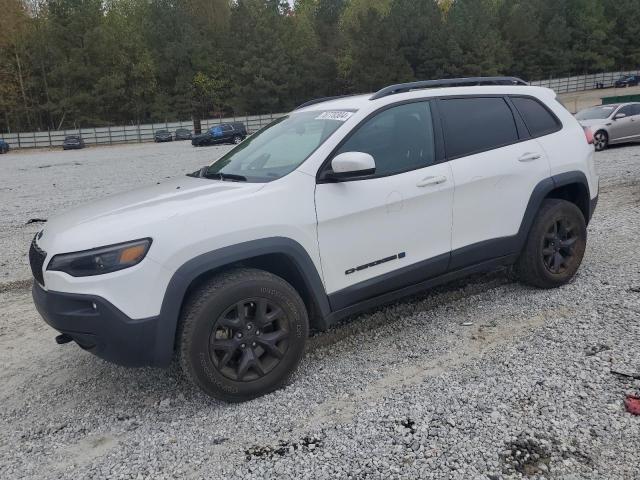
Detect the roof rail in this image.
<box><xmin>369</xmin><ymin>76</ymin><xmax>528</xmax><ymax>101</ymax></box>
<box><xmin>295</xmin><ymin>94</ymin><xmax>361</xmax><ymax>110</ymax></box>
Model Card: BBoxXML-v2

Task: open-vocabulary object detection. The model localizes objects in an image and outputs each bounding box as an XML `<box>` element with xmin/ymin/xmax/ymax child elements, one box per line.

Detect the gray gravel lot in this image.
<box><xmin>0</xmin><ymin>141</ymin><xmax>234</xmax><ymax>284</ymax></box>
<box><xmin>0</xmin><ymin>142</ymin><xmax>639</xmax><ymax>479</ymax></box>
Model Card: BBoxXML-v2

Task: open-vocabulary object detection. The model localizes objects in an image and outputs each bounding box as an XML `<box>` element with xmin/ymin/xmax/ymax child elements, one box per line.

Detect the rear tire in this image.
<box><xmin>516</xmin><ymin>199</ymin><xmax>586</xmax><ymax>289</ymax></box>
<box><xmin>232</xmin><ymin>135</ymin><xmax>242</xmax><ymax>144</ymax></box>
<box><xmin>593</xmin><ymin>130</ymin><xmax>608</xmax><ymax>151</ymax></box>
<box><xmin>178</xmin><ymin>268</ymin><xmax>309</xmax><ymax>402</ymax></box>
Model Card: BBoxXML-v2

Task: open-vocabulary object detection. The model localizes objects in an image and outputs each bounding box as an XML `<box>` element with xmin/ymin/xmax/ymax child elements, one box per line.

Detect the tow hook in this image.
<box><xmin>55</xmin><ymin>334</ymin><xmax>73</xmax><ymax>345</ymax></box>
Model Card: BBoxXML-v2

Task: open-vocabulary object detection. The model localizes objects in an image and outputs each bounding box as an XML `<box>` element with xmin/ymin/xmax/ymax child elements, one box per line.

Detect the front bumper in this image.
<box><xmin>32</xmin><ymin>282</ymin><xmax>162</xmax><ymax>367</ymax></box>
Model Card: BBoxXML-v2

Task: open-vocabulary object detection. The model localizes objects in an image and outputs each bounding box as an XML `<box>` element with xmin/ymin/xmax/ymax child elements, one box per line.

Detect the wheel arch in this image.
<box><xmin>151</xmin><ymin>238</ymin><xmax>330</xmax><ymax>367</ymax></box>
<box><xmin>516</xmin><ymin>171</ymin><xmax>593</xmax><ymax>253</ymax></box>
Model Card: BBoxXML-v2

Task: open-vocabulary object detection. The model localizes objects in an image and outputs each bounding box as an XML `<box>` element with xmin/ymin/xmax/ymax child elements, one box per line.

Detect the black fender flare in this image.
<box><xmin>515</xmin><ymin>170</ymin><xmax>592</xmax><ymax>253</ymax></box>
<box><xmin>151</xmin><ymin>237</ymin><xmax>329</xmax><ymax>366</ymax></box>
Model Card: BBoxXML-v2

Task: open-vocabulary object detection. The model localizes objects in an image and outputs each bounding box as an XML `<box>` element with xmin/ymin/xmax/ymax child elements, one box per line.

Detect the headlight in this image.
<box><xmin>47</xmin><ymin>238</ymin><xmax>152</xmax><ymax>277</ymax></box>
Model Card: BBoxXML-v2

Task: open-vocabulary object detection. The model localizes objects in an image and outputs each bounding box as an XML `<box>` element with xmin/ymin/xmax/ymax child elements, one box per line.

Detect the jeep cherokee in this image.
<box><xmin>30</xmin><ymin>77</ymin><xmax>599</xmax><ymax>402</ymax></box>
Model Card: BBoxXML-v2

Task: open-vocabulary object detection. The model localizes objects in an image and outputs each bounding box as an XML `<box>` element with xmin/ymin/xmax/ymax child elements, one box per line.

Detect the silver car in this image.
<box><xmin>576</xmin><ymin>103</ymin><xmax>640</xmax><ymax>151</ymax></box>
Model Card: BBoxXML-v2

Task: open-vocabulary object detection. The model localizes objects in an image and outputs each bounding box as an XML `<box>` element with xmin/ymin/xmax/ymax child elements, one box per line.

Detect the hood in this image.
<box><xmin>578</xmin><ymin>119</ymin><xmax>611</xmax><ymax>128</ymax></box>
<box><xmin>38</xmin><ymin>176</ymin><xmax>265</xmax><ymax>254</ymax></box>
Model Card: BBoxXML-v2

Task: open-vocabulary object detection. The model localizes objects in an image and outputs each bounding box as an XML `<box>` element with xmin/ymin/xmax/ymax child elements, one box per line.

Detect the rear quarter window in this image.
<box><xmin>511</xmin><ymin>97</ymin><xmax>561</xmax><ymax>137</ymax></box>
<box><xmin>438</xmin><ymin>97</ymin><xmax>519</xmax><ymax>159</ymax></box>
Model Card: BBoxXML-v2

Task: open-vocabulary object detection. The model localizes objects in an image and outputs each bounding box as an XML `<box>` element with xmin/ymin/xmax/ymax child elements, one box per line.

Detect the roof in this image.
<box><xmin>296</xmin><ymin>85</ymin><xmax>556</xmax><ymax>114</ymax></box>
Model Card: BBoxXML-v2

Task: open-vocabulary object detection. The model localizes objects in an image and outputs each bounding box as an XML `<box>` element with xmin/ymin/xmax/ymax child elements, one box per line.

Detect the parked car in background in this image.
<box><xmin>174</xmin><ymin>128</ymin><xmax>192</xmax><ymax>141</ymax></box>
<box><xmin>191</xmin><ymin>122</ymin><xmax>247</xmax><ymax>146</ymax></box>
<box><xmin>62</xmin><ymin>135</ymin><xmax>85</xmax><ymax>150</ymax></box>
<box><xmin>614</xmin><ymin>75</ymin><xmax>640</xmax><ymax>88</ymax></box>
<box><xmin>576</xmin><ymin>102</ymin><xmax>640</xmax><ymax>151</ymax></box>
<box><xmin>0</xmin><ymin>139</ymin><xmax>9</xmax><ymax>154</ymax></box>
<box><xmin>154</xmin><ymin>130</ymin><xmax>173</xmax><ymax>142</ymax></box>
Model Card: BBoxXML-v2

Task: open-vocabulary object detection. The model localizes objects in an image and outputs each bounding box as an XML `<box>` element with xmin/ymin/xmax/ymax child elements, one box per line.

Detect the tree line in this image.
<box><xmin>0</xmin><ymin>0</ymin><xmax>638</xmax><ymax>133</ymax></box>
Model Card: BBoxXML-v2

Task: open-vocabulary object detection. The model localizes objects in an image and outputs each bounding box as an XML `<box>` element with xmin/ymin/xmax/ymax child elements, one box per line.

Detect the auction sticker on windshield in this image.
<box><xmin>315</xmin><ymin>111</ymin><xmax>354</xmax><ymax>122</ymax></box>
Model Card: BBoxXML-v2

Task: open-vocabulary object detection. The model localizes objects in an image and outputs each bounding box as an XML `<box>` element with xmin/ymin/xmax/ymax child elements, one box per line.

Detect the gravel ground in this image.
<box><xmin>0</xmin><ymin>142</ymin><xmax>639</xmax><ymax>479</ymax></box>
<box><xmin>0</xmin><ymin>141</ymin><xmax>233</xmax><ymax>284</ymax></box>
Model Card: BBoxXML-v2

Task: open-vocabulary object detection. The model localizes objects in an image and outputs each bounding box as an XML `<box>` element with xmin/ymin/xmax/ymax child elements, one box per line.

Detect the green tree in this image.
<box><xmin>338</xmin><ymin>0</ymin><xmax>414</xmax><ymax>93</ymax></box>
<box><xmin>604</xmin><ymin>0</ymin><xmax>640</xmax><ymax>69</ymax></box>
<box><xmin>444</xmin><ymin>0</ymin><xmax>510</xmax><ymax>77</ymax></box>
<box><xmin>565</xmin><ymin>0</ymin><xmax>614</xmax><ymax>73</ymax></box>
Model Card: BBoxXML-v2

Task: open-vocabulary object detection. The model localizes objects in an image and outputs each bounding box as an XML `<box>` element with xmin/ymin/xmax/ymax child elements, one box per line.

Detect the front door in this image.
<box><xmin>609</xmin><ymin>104</ymin><xmax>640</xmax><ymax>142</ymax></box>
<box><xmin>315</xmin><ymin>101</ymin><xmax>454</xmax><ymax>310</ymax></box>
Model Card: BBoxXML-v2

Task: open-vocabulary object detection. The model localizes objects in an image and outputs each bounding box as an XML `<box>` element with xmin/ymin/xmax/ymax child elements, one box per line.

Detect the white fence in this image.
<box><xmin>530</xmin><ymin>70</ymin><xmax>639</xmax><ymax>93</ymax></box>
<box><xmin>3</xmin><ymin>69</ymin><xmax>640</xmax><ymax>150</ymax></box>
<box><xmin>1</xmin><ymin>113</ymin><xmax>286</xmax><ymax>150</ymax></box>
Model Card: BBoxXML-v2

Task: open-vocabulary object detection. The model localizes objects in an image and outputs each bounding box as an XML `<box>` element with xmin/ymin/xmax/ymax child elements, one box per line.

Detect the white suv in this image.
<box><xmin>31</xmin><ymin>77</ymin><xmax>599</xmax><ymax>401</ymax></box>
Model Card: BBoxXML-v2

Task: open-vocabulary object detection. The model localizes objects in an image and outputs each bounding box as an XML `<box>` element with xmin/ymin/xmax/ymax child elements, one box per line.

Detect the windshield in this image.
<box><xmin>204</xmin><ymin>110</ymin><xmax>353</xmax><ymax>182</ymax></box>
<box><xmin>576</xmin><ymin>106</ymin><xmax>616</xmax><ymax>120</ymax></box>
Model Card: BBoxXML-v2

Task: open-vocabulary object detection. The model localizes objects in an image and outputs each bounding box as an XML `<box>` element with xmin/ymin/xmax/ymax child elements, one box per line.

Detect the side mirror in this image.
<box><xmin>324</xmin><ymin>152</ymin><xmax>376</xmax><ymax>181</ymax></box>
<box><xmin>614</xmin><ymin>113</ymin><xmax>627</xmax><ymax>120</ymax></box>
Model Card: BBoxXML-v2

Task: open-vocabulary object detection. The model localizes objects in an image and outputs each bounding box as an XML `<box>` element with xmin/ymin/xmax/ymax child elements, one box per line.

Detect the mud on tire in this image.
<box><xmin>516</xmin><ymin>199</ymin><xmax>587</xmax><ymax>289</ymax></box>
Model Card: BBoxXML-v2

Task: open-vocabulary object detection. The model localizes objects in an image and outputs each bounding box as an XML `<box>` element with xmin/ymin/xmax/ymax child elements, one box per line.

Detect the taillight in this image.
<box><xmin>583</xmin><ymin>126</ymin><xmax>594</xmax><ymax>145</ymax></box>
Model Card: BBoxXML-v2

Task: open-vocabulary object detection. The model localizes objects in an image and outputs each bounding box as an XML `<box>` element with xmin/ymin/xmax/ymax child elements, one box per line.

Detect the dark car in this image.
<box><xmin>191</xmin><ymin>122</ymin><xmax>247</xmax><ymax>147</ymax></box>
<box><xmin>174</xmin><ymin>128</ymin><xmax>192</xmax><ymax>141</ymax></box>
<box><xmin>62</xmin><ymin>135</ymin><xmax>85</xmax><ymax>150</ymax></box>
<box><xmin>614</xmin><ymin>75</ymin><xmax>640</xmax><ymax>88</ymax></box>
<box><xmin>0</xmin><ymin>139</ymin><xmax>9</xmax><ymax>154</ymax></box>
<box><xmin>154</xmin><ymin>129</ymin><xmax>173</xmax><ymax>142</ymax></box>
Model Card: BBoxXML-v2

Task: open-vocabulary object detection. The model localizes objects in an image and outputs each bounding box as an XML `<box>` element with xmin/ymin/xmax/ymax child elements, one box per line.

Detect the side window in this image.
<box><xmin>221</xmin><ymin>124</ymin><xmax>234</xmax><ymax>132</ymax></box>
<box><xmin>631</xmin><ymin>104</ymin><xmax>640</xmax><ymax>116</ymax></box>
<box><xmin>617</xmin><ymin>105</ymin><xmax>635</xmax><ymax>117</ymax></box>
<box><xmin>511</xmin><ymin>97</ymin><xmax>561</xmax><ymax>137</ymax></box>
<box><xmin>335</xmin><ymin>102</ymin><xmax>435</xmax><ymax>177</ymax></box>
<box><xmin>439</xmin><ymin>97</ymin><xmax>519</xmax><ymax>159</ymax></box>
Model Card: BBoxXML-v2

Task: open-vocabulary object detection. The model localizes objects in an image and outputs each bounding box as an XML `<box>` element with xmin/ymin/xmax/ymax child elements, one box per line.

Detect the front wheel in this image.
<box><xmin>594</xmin><ymin>130</ymin><xmax>608</xmax><ymax>152</ymax></box>
<box><xmin>178</xmin><ymin>268</ymin><xmax>309</xmax><ymax>402</ymax></box>
<box><xmin>516</xmin><ymin>199</ymin><xmax>587</xmax><ymax>289</ymax></box>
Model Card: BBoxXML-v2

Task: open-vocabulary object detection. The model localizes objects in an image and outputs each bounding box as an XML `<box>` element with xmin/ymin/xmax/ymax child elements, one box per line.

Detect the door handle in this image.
<box><xmin>417</xmin><ymin>175</ymin><xmax>447</xmax><ymax>187</ymax></box>
<box><xmin>518</xmin><ymin>153</ymin><xmax>542</xmax><ymax>162</ymax></box>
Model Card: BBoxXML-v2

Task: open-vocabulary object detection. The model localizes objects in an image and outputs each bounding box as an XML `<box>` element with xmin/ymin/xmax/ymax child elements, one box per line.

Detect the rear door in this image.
<box><xmin>221</xmin><ymin>124</ymin><xmax>235</xmax><ymax>142</ymax></box>
<box><xmin>439</xmin><ymin>96</ymin><xmax>552</xmax><ymax>269</ymax></box>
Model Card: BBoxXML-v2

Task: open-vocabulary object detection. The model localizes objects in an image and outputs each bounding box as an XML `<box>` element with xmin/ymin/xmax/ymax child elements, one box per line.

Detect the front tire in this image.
<box><xmin>516</xmin><ymin>199</ymin><xmax>587</xmax><ymax>289</ymax></box>
<box><xmin>594</xmin><ymin>130</ymin><xmax>608</xmax><ymax>151</ymax></box>
<box><xmin>178</xmin><ymin>268</ymin><xmax>309</xmax><ymax>402</ymax></box>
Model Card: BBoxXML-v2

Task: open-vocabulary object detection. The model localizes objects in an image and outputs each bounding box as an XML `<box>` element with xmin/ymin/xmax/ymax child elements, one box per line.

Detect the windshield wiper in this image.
<box><xmin>204</xmin><ymin>172</ymin><xmax>248</xmax><ymax>182</ymax></box>
<box><xmin>187</xmin><ymin>166</ymin><xmax>208</xmax><ymax>178</ymax></box>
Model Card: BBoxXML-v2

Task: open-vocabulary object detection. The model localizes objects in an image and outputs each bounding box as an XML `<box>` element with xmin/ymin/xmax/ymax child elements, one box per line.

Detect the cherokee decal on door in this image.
<box><xmin>345</xmin><ymin>252</ymin><xmax>406</xmax><ymax>275</ymax></box>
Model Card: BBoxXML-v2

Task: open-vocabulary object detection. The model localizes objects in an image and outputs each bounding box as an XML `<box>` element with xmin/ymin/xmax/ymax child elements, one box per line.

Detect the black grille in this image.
<box><xmin>29</xmin><ymin>235</ymin><xmax>47</xmax><ymax>286</ymax></box>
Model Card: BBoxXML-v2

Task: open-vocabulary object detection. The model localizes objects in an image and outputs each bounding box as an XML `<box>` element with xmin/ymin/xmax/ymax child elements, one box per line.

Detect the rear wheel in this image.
<box><xmin>178</xmin><ymin>268</ymin><xmax>309</xmax><ymax>402</ymax></box>
<box><xmin>232</xmin><ymin>135</ymin><xmax>243</xmax><ymax>144</ymax></box>
<box><xmin>593</xmin><ymin>130</ymin><xmax>608</xmax><ymax>151</ymax></box>
<box><xmin>516</xmin><ymin>199</ymin><xmax>586</xmax><ymax>289</ymax></box>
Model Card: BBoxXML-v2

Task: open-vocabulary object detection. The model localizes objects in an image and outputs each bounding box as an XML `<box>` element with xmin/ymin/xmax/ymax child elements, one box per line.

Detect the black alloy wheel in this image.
<box><xmin>178</xmin><ymin>268</ymin><xmax>309</xmax><ymax>402</ymax></box>
<box><xmin>210</xmin><ymin>298</ymin><xmax>290</xmax><ymax>382</ymax></box>
<box><xmin>516</xmin><ymin>199</ymin><xmax>587</xmax><ymax>289</ymax></box>
<box><xmin>541</xmin><ymin>218</ymin><xmax>579</xmax><ymax>275</ymax></box>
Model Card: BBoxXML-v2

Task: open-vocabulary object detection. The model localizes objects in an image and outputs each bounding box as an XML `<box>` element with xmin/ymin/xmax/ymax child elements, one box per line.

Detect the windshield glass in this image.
<box><xmin>576</xmin><ymin>106</ymin><xmax>616</xmax><ymax>120</ymax></box>
<box><xmin>204</xmin><ymin>110</ymin><xmax>353</xmax><ymax>182</ymax></box>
